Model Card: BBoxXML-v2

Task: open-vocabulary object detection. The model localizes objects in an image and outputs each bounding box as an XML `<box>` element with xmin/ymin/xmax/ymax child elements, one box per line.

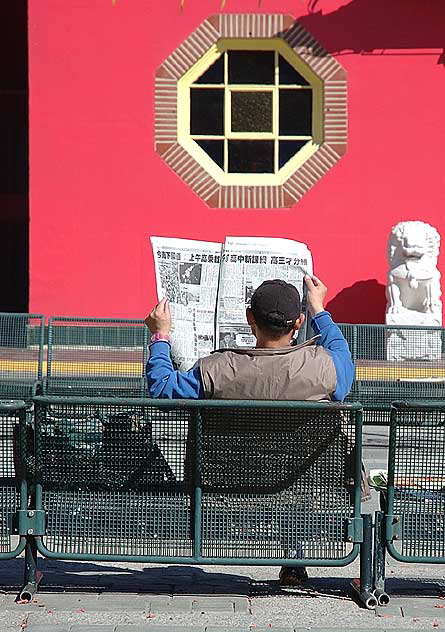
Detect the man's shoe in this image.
<box><xmin>279</xmin><ymin>566</ymin><xmax>309</xmax><ymax>587</ymax></box>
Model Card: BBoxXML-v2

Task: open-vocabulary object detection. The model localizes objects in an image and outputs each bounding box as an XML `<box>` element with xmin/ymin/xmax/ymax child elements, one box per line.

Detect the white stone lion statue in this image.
<box><xmin>386</xmin><ymin>221</ymin><xmax>441</xmax><ymax>319</ymax></box>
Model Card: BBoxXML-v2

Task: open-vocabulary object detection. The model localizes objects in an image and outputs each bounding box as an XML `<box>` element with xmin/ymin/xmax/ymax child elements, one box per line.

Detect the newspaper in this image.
<box><xmin>151</xmin><ymin>237</ymin><xmax>222</xmax><ymax>370</ymax></box>
<box><xmin>151</xmin><ymin>236</ymin><xmax>313</xmax><ymax>370</ymax></box>
<box><xmin>217</xmin><ymin>237</ymin><xmax>313</xmax><ymax>350</ymax></box>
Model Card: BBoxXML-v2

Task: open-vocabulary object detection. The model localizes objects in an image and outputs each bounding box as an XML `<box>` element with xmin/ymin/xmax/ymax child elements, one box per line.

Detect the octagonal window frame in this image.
<box><xmin>177</xmin><ymin>38</ymin><xmax>324</xmax><ymax>186</ymax></box>
<box><xmin>155</xmin><ymin>14</ymin><xmax>347</xmax><ymax>209</ymax></box>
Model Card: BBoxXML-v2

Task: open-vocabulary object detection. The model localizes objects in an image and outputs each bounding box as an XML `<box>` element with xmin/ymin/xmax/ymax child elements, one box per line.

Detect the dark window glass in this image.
<box><xmin>279</xmin><ymin>55</ymin><xmax>309</xmax><ymax>85</ymax></box>
<box><xmin>228</xmin><ymin>51</ymin><xmax>274</xmax><ymax>84</ymax></box>
<box><xmin>279</xmin><ymin>140</ymin><xmax>307</xmax><ymax>168</ymax></box>
<box><xmin>231</xmin><ymin>91</ymin><xmax>273</xmax><ymax>132</ymax></box>
<box><xmin>228</xmin><ymin>140</ymin><xmax>274</xmax><ymax>173</ymax></box>
<box><xmin>195</xmin><ymin>55</ymin><xmax>224</xmax><ymax>84</ymax></box>
<box><xmin>195</xmin><ymin>139</ymin><xmax>224</xmax><ymax>169</ymax></box>
<box><xmin>190</xmin><ymin>88</ymin><xmax>224</xmax><ymax>135</ymax></box>
<box><xmin>279</xmin><ymin>90</ymin><xmax>312</xmax><ymax>135</ymax></box>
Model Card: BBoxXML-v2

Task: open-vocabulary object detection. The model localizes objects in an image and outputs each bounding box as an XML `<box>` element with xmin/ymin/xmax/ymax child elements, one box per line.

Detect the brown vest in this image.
<box><xmin>198</xmin><ymin>337</ymin><xmax>337</xmax><ymax>401</ymax></box>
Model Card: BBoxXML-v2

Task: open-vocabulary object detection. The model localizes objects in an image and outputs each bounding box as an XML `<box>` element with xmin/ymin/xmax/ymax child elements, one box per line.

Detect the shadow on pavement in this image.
<box><xmin>383</xmin><ymin>577</ymin><xmax>445</xmax><ymax>598</ymax></box>
<box><xmin>0</xmin><ymin>559</ymin><xmax>366</xmax><ymax>603</ymax></box>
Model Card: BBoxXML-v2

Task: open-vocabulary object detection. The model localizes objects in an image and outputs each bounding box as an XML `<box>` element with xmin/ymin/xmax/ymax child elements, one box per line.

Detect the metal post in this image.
<box><xmin>19</xmin><ymin>535</ymin><xmax>41</xmax><ymax>602</ymax></box>
<box><xmin>351</xmin><ymin>514</ymin><xmax>377</xmax><ymax>609</ymax></box>
<box><xmin>373</xmin><ymin>510</ymin><xmax>389</xmax><ymax>605</ymax></box>
<box><xmin>192</xmin><ymin>411</ymin><xmax>202</xmax><ymax>560</ymax></box>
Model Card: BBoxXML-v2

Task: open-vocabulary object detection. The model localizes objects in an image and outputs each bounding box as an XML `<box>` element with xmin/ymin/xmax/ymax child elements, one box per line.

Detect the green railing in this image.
<box><xmin>372</xmin><ymin>400</ymin><xmax>445</xmax><ymax>606</ymax></box>
<box><xmin>0</xmin><ymin>313</ymin><xmax>45</xmax><ymax>404</ymax></box>
<box><xmin>339</xmin><ymin>323</ymin><xmax>445</xmax><ymax>423</ymax></box>
<box><xmin>1</xmin><ymin>314</ymin><xmax>445</xmax><ymax>415</ymax></box>
<box><xmin>43</xmin><ymin>316</ymin><xmax>149</xmax><ymax>397</ymax></box>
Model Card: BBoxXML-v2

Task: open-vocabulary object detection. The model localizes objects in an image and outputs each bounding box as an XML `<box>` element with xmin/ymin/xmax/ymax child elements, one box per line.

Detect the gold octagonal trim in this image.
<box><xmin>155</xmin><ymin>14</ymin><xmax>347</xmax><ymax>209</ymax></box>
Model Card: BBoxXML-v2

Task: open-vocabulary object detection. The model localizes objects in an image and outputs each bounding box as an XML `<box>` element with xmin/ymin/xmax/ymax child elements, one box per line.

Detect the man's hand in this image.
<box><xmin>305</xmin><ymin>275</ymin><xmax>327</xmax><ymax>316</ymax></box>
<box><xmin>145</xmin><ymin>297</ymin><xmax>172</xmax><ymax>335</ymax></box>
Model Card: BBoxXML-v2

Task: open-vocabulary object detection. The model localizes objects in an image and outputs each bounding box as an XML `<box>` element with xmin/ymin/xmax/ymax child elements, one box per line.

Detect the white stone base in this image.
<box><xmin>386</xmin><ymin>310</ymin><xmax>442</xmax><ymax>362</ymax></box>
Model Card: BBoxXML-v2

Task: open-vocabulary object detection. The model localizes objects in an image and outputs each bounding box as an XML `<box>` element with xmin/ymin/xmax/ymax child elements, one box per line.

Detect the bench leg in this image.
<box><xmin>351</xmin><ymin>514</ymin><xmax>377</xmax><ymax>609</ymax></box>
<box><xmin>373</xmin><ymin>510</ymin><xmax>390</xmax><ymax>606</ymax></box>
<box><xmin>19</xmin><ymin>535</ymin><xmax>42</xmax><ymax>602</ymax></box>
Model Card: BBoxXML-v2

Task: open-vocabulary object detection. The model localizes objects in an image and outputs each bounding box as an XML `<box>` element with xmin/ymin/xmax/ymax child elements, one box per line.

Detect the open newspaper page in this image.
<box><xmin>216</xmin><ymin>237</ymin><xmax>313</xmax><ymax>349</ymax></box>
<box><xmin>151</xmin><ymin>237</ymin><xmax>222</xmax><ymax>370</ymax></box>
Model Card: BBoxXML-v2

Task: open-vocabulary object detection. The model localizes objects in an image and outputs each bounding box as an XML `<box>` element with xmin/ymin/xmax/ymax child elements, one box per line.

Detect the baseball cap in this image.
<box><xmin>250</xmin><ymin>279</ymin><xmax>301</xmax><ymax>328</ymax></box>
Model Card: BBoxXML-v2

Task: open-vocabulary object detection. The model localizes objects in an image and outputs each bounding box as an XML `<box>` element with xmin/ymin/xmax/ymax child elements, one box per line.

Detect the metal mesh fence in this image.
<box><xmin>387</xmin><ymin>402</ymin><xmax>445</xmax><ymax>561</ymax></box>
<box><xmin>0</xmin><ymin>401</ymin><xmax>27</xmax><ymax>556</ymax></box>
<box><xmin>339</xmin><ymin>324</ymin><xmax>445</xmax><ymax>423</ymax></box>
<box><xmin>34</xmin><ymin>398</ymin><xmax>362</xmax><ymax>564</ymax></box>
<box><xmin>45</xmin><ymin>317</ymin><xmax>148</xmax><ymax>397</ymax></box>
<box><xmin>0</xmin><ymin>313</ymin><xmax>44</xmax><ymax>402</ymax></box>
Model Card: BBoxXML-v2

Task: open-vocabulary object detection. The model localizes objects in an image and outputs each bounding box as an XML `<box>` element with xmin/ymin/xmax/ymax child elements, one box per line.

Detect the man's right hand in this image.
<box><xmin>305</xmin><ymin>275</ymin><xmax>327</xmax><ymax>316</ymax></box>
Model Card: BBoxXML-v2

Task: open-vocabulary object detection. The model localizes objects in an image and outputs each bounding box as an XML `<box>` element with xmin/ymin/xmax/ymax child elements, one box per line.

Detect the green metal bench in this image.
<box><xmin>373</xmin><ymin>401</ymin><xmax>445</xmax><ymax>605</ymax></box>
<box><xmin>339</xmin><ymin>324</ymin><xmax>445</xmax><ymax>424</ymax></box>
<box><xmin>0</xmin><ymin>313</ymin><xmax>45</xmax><ymax>404</ymax></box>
<box><xmin>19</xmin><ymin>397</ymin><xmax>374</xmax><ymax>606</ymax></box>
<box><xmin>42</xmin><ymin>317</ymin><xmax>148</xmax><ymax>397</ymax></box>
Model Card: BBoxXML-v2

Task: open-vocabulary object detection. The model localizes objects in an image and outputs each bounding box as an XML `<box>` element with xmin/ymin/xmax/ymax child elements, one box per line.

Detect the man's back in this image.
<box><xmin>199</xmin><ymin>340</ymin><xmax>336</xmax><ymax>400</ymax></box>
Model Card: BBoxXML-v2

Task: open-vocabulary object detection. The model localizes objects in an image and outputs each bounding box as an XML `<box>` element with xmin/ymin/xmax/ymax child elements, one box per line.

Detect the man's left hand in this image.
<box><xmin>145</xmin><ymin>297</ymin><xmax>172</xmax><ymax>335</ymax></box>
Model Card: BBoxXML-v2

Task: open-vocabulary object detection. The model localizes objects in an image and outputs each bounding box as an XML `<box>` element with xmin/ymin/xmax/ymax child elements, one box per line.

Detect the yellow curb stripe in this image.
<box><xmin>0</xmin><ymin>360</ymin><xmax>142</xmax><ymax>377</ymax></box>
<box><xmin>355</xmin><ymin>366</ymin><xmax>445</xmax><ymax>380</ymax></box>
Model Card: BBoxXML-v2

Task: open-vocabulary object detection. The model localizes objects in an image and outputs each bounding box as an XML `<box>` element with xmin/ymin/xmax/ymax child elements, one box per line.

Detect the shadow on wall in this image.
<box><xmin>326</xmin><ymin>279</ymin><xmax>386</xmax><ymax>324</ymax></box>
<box><xmin>298</xmin><ymin>0</ymin><xmax>445</xmax><ymax>66</ymax></box>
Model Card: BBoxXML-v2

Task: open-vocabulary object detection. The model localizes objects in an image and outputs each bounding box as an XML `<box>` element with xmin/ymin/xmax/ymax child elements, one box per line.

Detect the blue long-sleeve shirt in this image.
<box><xmin>146</xmin><ymin>311</ymin><xmax>354</xmax><ymax>401</ymax></box>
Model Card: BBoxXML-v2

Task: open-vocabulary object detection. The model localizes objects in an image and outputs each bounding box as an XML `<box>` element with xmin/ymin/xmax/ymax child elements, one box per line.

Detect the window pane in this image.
<box><xmin>231</xmin><ymin>91</ymin><xmax>273</xmax><ymax>132</ymax></box>
<box><xmin>190</xmin><ymin>88</ymin><xmax>224</xmax><ymax>135</ymax></box>
<box><xmin>279</xmin><ymin>140</ymin><xmax>307</xmax><ymax>168</ymax></box>
<box><xmin>195</xmin><ymin>139</ymin><xmax>224</xmax><ymax>169</ymax></box>
<box><xmin>279</xmin><ymin>90</ymin><xmax>312</xmax><ymax>135</ymax></box>
<box><xmin>228</xmin><ymin>140</ymin><xmax>274</xmax><ymax>173</ymax></box>
<box><xmin>279</xmin><ymin>55</ymin><xmax>309</xmax><ymax>85</ymax></box>
<box><xmin>194</xmin><ymin>55</ymin><xmax>224</xmax><ymax>84</ymax></box>
<box><xmin>228</xmin><ymin>51</ymin><xmax>274</xmax><ymax>84</ymax></box>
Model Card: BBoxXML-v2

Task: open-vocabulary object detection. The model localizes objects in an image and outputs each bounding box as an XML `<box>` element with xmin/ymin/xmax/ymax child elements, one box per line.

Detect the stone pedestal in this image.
<box><xmin>386</xmin><ymin>309</ymin><xmax>442</xmax><ymax>361</ymax></box>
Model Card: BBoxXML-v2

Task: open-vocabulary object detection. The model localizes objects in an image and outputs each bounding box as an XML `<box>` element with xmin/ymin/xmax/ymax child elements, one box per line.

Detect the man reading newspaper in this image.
<box><xmin>145</xmin><ymin>274</ymin><xmax>354</xmax><ymax>586</ymax></box>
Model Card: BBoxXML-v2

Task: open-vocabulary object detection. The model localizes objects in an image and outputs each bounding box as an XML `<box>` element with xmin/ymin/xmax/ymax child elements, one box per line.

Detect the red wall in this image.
<box><xmin>28</xmin><ymin>0</ymin><xmax>445</xmax><ymax>323</ymax></box>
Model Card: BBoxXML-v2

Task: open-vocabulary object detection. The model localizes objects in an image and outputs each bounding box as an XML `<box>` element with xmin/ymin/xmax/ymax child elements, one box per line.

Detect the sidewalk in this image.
<box><xmin>1</xmin><ymin>551</ymin><xmax>444</xmax><ymax>631</ymax></box>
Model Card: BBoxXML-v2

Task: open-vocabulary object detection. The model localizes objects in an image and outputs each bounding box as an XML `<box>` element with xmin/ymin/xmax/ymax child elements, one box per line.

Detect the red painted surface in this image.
<box><xmin>28</xmin><ymin>0</ymin><xmax>445</xmax><ymax>323</ymax></box>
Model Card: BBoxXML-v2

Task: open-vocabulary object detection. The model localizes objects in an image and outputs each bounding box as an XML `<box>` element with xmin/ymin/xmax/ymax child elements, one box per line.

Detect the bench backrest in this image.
<box><xmin>32</xmin><ymin>397</ymin><xmax>363</xmax><ymax>563</ymax></box>
<box><xmin>385</xmin><ymin>400</ymin><xmax>445</xmax><ymax>562</ymax></box>
<box><xmin>0</xmin><ymin>400</ymin><xmax>27</xmax><ymax>555</ymax></box>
